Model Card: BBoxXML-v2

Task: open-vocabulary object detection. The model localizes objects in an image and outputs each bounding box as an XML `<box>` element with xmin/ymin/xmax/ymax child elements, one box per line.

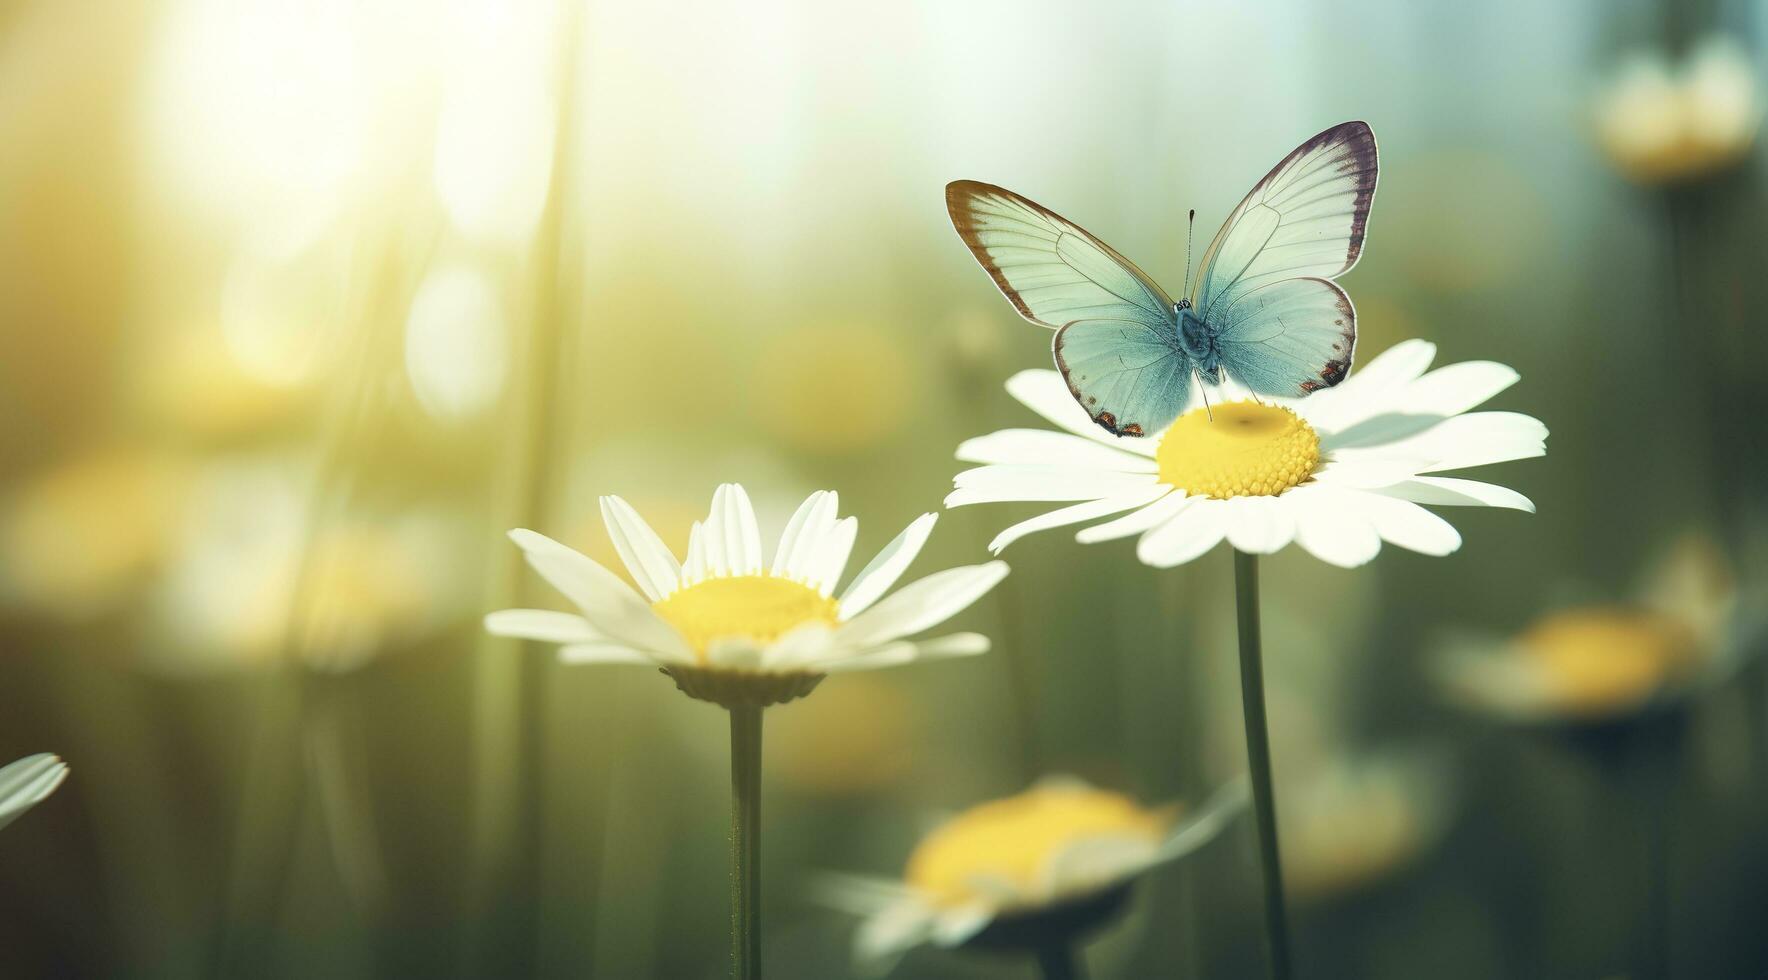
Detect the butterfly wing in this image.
<box><xmin>1187</xmin><ymin>121</ymin><xmax>1375</xmax><ymax>397</ymax></box>
<box><xmin>946</xmin><ymin>180</ymin><xmax>1176</xmax><ymax>330</ymax></box>
<box><xmin>1052</xmin><ymin>317</ymin><xmax>1193</xmax><ymax>436</ymax></box>
<box><xmin>1209</xmin><ymin>277</ymin><xmax>1356</xmax><ymax>397</ymax></box>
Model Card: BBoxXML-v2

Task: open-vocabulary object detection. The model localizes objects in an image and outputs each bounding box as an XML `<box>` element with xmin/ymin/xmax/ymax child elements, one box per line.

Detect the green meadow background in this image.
<box><xmin>3</xmin><ymin>0</ymin><xmax>1767</xmax><ymax>976</ymax></box>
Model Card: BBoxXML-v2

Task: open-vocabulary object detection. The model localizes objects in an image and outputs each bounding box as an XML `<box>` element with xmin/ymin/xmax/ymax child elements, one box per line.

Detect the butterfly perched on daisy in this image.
<box><xmin>946</xmin><ymin>121</ymin><xmax>1378</xmax><ymax>437</ymax></box>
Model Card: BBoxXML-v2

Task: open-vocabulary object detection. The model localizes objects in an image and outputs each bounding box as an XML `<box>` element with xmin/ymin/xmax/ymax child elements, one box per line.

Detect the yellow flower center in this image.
<box><xmin>651</xmin><ymin>575</ymin><xmax>840</xmax><ymax>663</ymax></box>
<box><xmin>1518</xmin><ymin>606</ymin><xmax>1698</xmax><ymax>714</ymax></box>
<box><xmin>1155</xmin><ymin>401</ymin><xmax>1321</xmax><ymax>499</ymax></box>
<box><xmin>904</xmin><ymin>784</ymin><xmax>1167</xmax><ymax>909</ymax></box>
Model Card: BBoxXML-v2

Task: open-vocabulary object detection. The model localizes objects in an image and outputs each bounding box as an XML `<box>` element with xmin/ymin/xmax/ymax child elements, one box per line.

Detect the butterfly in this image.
<box><xmin>945</xmin><ymin>121</ymin><xmax>1377</xmax><ymax>437</ymax></box>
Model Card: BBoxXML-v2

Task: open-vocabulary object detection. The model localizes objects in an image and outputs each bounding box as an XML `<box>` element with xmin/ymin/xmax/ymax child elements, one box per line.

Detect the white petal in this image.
<box><xmin>1223</xmin><ymin>495</ymin><xmax>1296</xmax><ymax>555</ymax></box>
<box><xmin>1136</xmin><ymin>498</ymin><xmax>1228</xmax><ymax>567</ymax></box>
<box><xmin>837</xmin><ymin>562</ymin><xmax>1009</xmax><ymax>648</ymax></box>
<box><xmin>722</xmin><ymin>483</ymin><xmax>764</xmax><ymax>575</ymax></box>
<box><xmin>599</xmin><ymin>496</ymin><xmax>683</xmax><ymax>601</ymax></box>
<box><xmin>1340</xmin><ymin>411</ymin><xmax>1546</xmax><ymax>474</ymax></box>
<box><xmin>929</xmin><ymin>903</ymin><xmax>995</xmax><ymax>948</ymax></box>
<box><xmin>807</xmin><ymin>516</ymin><xmax>858</xmax><ymax>596</ymax></box>
<box><xmin>1401</xmin><ymin>360</ymin><xmax>1519</xmax><ymax>417</ymax></box>
<box><xmin>484</xmin><ymin>609</ymin><xmax>603</xmax><ymax>644</ymax></box>
<box><xmin>784</xmin><ymin>491</ymin><xmax>841</xmax><ymax>582</ymax></box>
<box><xmin>1355</xmin><ymin>493</ymin><xmax>1463</xmax><ymax>556</ymax></box>
<box><xmin>1287</xmin><ymin>486</ymin><xmax>1382</xmax><ymax>568</ymax></box>
<box><xmin>946</xmin><ymin>465</ymin><xmax>1159</xmax><ymax>506</ymax></box>
<box><xmin>757</xmin><ymin>623</ymin><xmax>838</xmax><ymax>671</ymax></box>
<box><xmin>683</xmin><ymin>522</ymin><xmax>708</xmax><ymax>586</ymax></box>
<box><xmin>557</xmin><ymin>643</ymin><xmax>657</xmax><ymax>666</ymax></box>
<box><xmin>1304</xmin><ymin>339</ymin><xmax>1438</xmax><ymax>431</ymax></box>
<box><xmin>700</xmin><ymin>487</ymin><xmax>730</xmax><ymax>576</ymax></box>
<box><xmin>1041</xmin><ymin>835</ymin><xmax>1159</xmax><ymax>898</ymax></box>
<box><xmin>1374</xmin><ymin>476</ymin><xmax>1535</xmax><ymax>512</ymax></box>
<box><xmin>771</xmin><ymin>491</ymin><xmax>826</xmax><ymax>576</ymax></box>
<box><xmin>1345</xmin><ymin>338</ymin><xmax>1438</xmax><ymax>393</ymax></box>
<box><xmin>839</xmin><ymin>513</ymin><xmax>937</xmax><ymax>619</ymax></box>
<box><xmin>855</xmin><ymin>900</ymin><xmax>938</xmax><ymax>970</ymax></box>
<box><xmin>819</xmin><ymin>641</ymin><xmax>921</xmax><ymax>673</ymax></box>
<box><xmin>507</xmin><ymin>530</ymin><xmax>695</xmax><ymax>662</ymax></box>
<box><xmin>957</xmin><ymin>428</ymin><xmax>1157</xmax><ymax>472</ymax></box>
<box><xmin>705</xmin><ymin>636</ymin><xmax>767</xmax><ymax>671</ymax></box>
<box><xmin>1156</xmin><ymin>778</ymin><xmax>1250</xmax><ymax>862</ymax></box>
<box><xmin>1074</xmin><ymin>490</ymin><xmax>1191</xmax><ymax>544</ymax></box>
<box><xmin>0</xmin><ymin>754</ymin><xmax>68</xmax><ymax>830</ymax></box>
<box><xmin>1310</xmin><ymin>457</ymin><xmax>1423</xmax><ymax>489</ymax></box>
<box><xmin>1004</xmin><ymin>369</ymin><xmax>1158</xmax><ymax>457</ymax></box>
<box><xmin>988</xmin><ymin>486</ymin><xmax>1172</xmax><ymax>553</ymax></box>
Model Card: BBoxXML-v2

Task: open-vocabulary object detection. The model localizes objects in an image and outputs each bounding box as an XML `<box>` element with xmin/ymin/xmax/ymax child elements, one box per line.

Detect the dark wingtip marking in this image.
<box><xmin>1121</xmin><ymin>423</ymin><xmax>1144</xmax><ymax>437</ymax></box>
<box><xmin>1319</xmin><ymin>358</ymin><xmax>1350</xmax><ymax>386</ymax></box>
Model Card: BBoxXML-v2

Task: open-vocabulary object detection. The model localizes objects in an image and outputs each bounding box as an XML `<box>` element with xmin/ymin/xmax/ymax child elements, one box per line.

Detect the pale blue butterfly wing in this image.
<box><xmin>1051</xmin><ymin>317</ymin><xmax>1191</xmax><ymax>436</ymax></box>
<box><xmin>945</xmin><ymin>181</ymin><xmax>1175</xmax><ymax>327</ymax></box>
<box><xmin>1191</xmin><ymin>121</ymin><xmax>1377</xmax><ymax>397</ymax></box>
<box><xmin>947</xmin><ymin>181</ymin><xmax>1191</xmax><ymax>435</ymax></box>
<box><xmin>1210</xmin><ymin>277</ymin><xmax>1356</xmax><ymax>395</ymax></box>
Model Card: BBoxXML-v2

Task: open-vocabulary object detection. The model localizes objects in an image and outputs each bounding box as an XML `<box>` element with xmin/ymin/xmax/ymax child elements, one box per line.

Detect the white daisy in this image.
<box><xmin>1436</xmin><ymin>534</ymin><xmax>1755</xmax><ymax>723</ymax></box>
<box><xmin>0</xmin><ymin>754</ymin><xmax>68</xmax><ymax>832</ymax></box>
<box><xmin>487</xmin><ymin>484</ymin><xmax>1008</xmax><ymax>704</ymax></box>
<box><xmin>821</xmin><ymin>777</ymin><xmax>1246</xmax><ymax>974</ymax></box>
<box><xmin>948</xmin><ymin>339</ymin><xmax>1546</xmax><ymax>569</ymax></box>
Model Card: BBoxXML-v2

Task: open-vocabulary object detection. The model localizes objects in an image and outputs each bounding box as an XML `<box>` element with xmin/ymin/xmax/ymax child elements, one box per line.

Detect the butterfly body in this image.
<box><xmin>947</xmin><ymin>121</ymin><xmax>1378</xmax><ymax>437</ymax></box>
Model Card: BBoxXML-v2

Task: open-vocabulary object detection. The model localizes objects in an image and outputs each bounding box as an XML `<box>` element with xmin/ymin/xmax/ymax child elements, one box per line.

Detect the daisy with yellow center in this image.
<box><xmin>825</xmin><ymin>777</ymin><xmax>1246</xmax><ymax>975</ymax></box>
<box><xmin>0</xmin><ymin>754</ymin><xmax>68</xmax><ymax>832</ymax></box>
<box><xmin>1595</xmin><ymin>36</ymin><xmax>1759</xmax><ymax>186</ymax></box>
<box><xmin>949</xmin><ymin>339</ymin><xmax>1545</xmax><ymax>567</ymax></box>
<box><xmin>488</xmin><ymin>484</ymin><xmax>1008</xmax><ymax>979</ymax></box>
<box><xmin>1437</xmin><ymin>535</ymin><xmax>1743</xmax><ymax>722</ymax></box>
<box><xmin>487</xmin><ymin>483</ymin><xmax>1009</xmax><ymax>690</ymax></box>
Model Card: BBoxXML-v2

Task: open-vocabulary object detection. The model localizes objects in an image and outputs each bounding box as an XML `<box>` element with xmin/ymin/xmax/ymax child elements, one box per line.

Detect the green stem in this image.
<box><xmin>1035</xmin><ymin>940</ymin><xmax>1084</xmax><ymax>980</ymax></box>
<box><xmin>1233</xmin><ymin>551</ymin><xmax>1292</xmax><ymax>980</ymax></box>
<box><xmin>729</xmin><ymin>705</ymin><xmax>764</xmax><ymax>979</ymax></box>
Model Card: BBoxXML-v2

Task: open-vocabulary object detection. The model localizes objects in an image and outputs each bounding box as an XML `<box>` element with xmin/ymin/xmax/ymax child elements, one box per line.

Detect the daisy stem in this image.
<box><xmin>729</xmin><ymin>704</ymin><xmax>764</xmax><ymax>979</ymax></box>
<box><xmin>1233</xmin><ymin>550</ymin><xmax>1292</xmax><ymax>980</ymax></box>
<box><xmin>1035</xmin><ymin>940</ymin><xmax>1084</xmax><ymax>980</ymax></box>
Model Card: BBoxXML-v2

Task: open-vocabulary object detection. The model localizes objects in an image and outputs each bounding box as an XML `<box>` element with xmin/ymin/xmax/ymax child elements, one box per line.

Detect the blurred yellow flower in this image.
<box><xmin>753</xmin><ymin>322</ymin><xmax>913</xmax><ymax>453</ymax></box>
<box><xmin>904</xmin><ymin>781</ymin><xmax>1168</xmax><ymax>910</ymax></box>
<box><xmin>1595</xmin><ymin>37</ymin><xmax>1759</xmax><ymax>185</ymax></box>
<box><xmin>820</xmin><ymin>777</ymin><xmax>1245</xmax><ymax>970</ymax></box>
<box><xmin>0</xmin><ymin>447</ymin><xmax>188</xmax><ymax>617</ymax></box>
<box><xmin>148</xmin><ymin>457</ymin><xmax>472</xmax><ymax>672</ymax></box>
<box><xmin>1282</xmin><ymin>751</ymin><xmax>1453</xmax><ymax>901</ymax></box>
<box><xmin>1436</xmin><ymin>534</ymin><xmax>1740</xmax><ymax>721</ymax></box>
<box><xmin>1516</xmin><ymin>608</ymin><xmax>1697</xmax><ymax>716</ymax></box>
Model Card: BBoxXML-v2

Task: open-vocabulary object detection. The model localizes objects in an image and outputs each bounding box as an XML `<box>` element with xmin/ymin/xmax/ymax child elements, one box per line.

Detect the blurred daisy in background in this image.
<box><xmin>949</xmin><ymin>339</ymin><xmax>1544</xmax><ymax>568</ymax></box>
<box><xmin>820</xmin><ymin>776</ymin><xmax>1246</xmax><ymax>975</ymax></box>
<box><xmin>0</xmin><ymin>754</ymin><xmax>68</xmax><ymax>832</ymax></box>
<box><xmin>0</xmin><ymin>446</ymin><xmax>190</xmax><ymax>619</ymax></box>
<box><xmin>488</xmin><ymin>483</ymin><xmax>1007</xmax><ymax>702</ymax></box>
<box><xmin>1281</xmin><ymin>748</ymin><xmax>1456</xmax><ymax>902</ymax></box>
<box><xmin>1595</xmin><ymin>35</ymin><xmax>1760</xmax><ymax>185</ymax></box>
<box><xmin>1435</xmin><ymin>534</ymin><xmax>1748</xmax><ymax>723</ymax></box>
<box><xmin>149</xmin><ymin>456</ymin><xmax>477</xmax><ymax>674</ymax></box>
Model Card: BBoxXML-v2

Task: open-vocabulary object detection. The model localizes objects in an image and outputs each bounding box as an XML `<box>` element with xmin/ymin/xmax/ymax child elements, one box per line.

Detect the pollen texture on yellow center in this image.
<box><xmin>1155</xmin><ymin>401</ymin><xmax>1321</xmax><ymax>499</ymax></box>
<box><xmin>651</xmin><ymin>575</ymin><xmax>840</xmax><ymax>662</ymax></box>
<box><xmin>904</xmin><ymin>784</ymin><xmax>1167</xmax><ymax>909</ymax></box>
<box><xmin>1518</xmin><ymin>606</ymin><xmax>1699</xmax><ymax>713</ymax></box>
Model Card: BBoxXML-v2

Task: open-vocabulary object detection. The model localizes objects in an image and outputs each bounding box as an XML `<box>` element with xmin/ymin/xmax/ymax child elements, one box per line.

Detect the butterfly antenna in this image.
<box><xmin>1182</xmin><ymin>209</ymin><xmax>1197</xmax><ymax>298</ymax></box>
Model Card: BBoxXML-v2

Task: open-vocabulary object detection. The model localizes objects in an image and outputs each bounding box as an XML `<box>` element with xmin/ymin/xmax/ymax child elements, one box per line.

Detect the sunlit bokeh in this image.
<box><xmin>4</xmin><ymin>2</ymin><xmax>1768</xmax><ymax>978</ymax></box>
